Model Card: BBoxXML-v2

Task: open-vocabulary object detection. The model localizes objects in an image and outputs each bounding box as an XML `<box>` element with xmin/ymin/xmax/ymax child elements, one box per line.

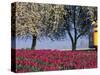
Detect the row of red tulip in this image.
<box><xmin>14</xmin><ymin>49</ymin><xmax>97</xmax><ymax>72</ymax></box>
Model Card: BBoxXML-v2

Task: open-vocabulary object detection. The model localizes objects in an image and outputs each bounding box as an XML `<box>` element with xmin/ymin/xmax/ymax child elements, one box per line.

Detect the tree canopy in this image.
<box><xmin>62</xmin><ymin>5</ymin><xmax>97</xmax><ymax>50</ymax></box>
<box><xmin>12</xmin><ymin>2</ymin><xmax>65</xmax><ymax>39</ymax></box>
<box><xmin>11</xmin><ymin>2</ymin><xmax>97</xmax><ymax>50</ymax></box>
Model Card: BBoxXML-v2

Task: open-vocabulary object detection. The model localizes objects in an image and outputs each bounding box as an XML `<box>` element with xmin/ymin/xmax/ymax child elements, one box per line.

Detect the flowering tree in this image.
<box><xmin>11</xmin><ymin>2</ymin><xmax>65</xmax><ymax>49</ymax></box>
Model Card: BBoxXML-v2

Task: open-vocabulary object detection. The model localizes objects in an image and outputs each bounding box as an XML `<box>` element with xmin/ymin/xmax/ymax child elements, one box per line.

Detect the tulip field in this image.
<box><xmin>14</xmin><ymin>49</ymin><xmax>97</xmax><ymax>73</ymax></box>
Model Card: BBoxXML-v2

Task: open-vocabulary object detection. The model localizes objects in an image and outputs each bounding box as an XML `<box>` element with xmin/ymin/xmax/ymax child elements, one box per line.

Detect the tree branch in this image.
<box><xmin>67</xmin><ymin>30</ymin><xmax>74</xmax><ymax>44</ymax></box>
<box><xmin>73</xmin><ymin>6</ymin><xmax>77</xmax><ymax>42</ymax></box>
<box><xmin>77</xmin><ymin>28</ymin><xmax>89</xmax><ymax>39</ymax></box>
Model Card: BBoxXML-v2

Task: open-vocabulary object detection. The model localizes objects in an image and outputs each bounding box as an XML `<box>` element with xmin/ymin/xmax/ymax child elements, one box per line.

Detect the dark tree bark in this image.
<box><xmin>72</xmin><ymin>6</ymin><xmax>77</xmax><ymax>50</ymax></box>
<box><xmin>31</xmin><ymin>35</ymin><xmax>37</xmax><ymax>50</ymax></box>
<box><xmin>72</xmin><ymin>40</ymin><xmax>77</xmax><ymax>50</ymax></box>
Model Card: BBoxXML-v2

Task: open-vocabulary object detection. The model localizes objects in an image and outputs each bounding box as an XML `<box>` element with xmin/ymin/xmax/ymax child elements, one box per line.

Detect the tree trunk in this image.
<box><xmin>72</xmin><ymin>41</ymin><xmax>77</xmax><ymax>50</ymax></box>
<box><xmin>31</xmin><ymin>35</ymin><xmax>37</xmax><ymax>50</ymax></box>
<box><xmin>72</xmin><ymin>6</ymin><xmax>77</xmax><ymax>51</ymax></box>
